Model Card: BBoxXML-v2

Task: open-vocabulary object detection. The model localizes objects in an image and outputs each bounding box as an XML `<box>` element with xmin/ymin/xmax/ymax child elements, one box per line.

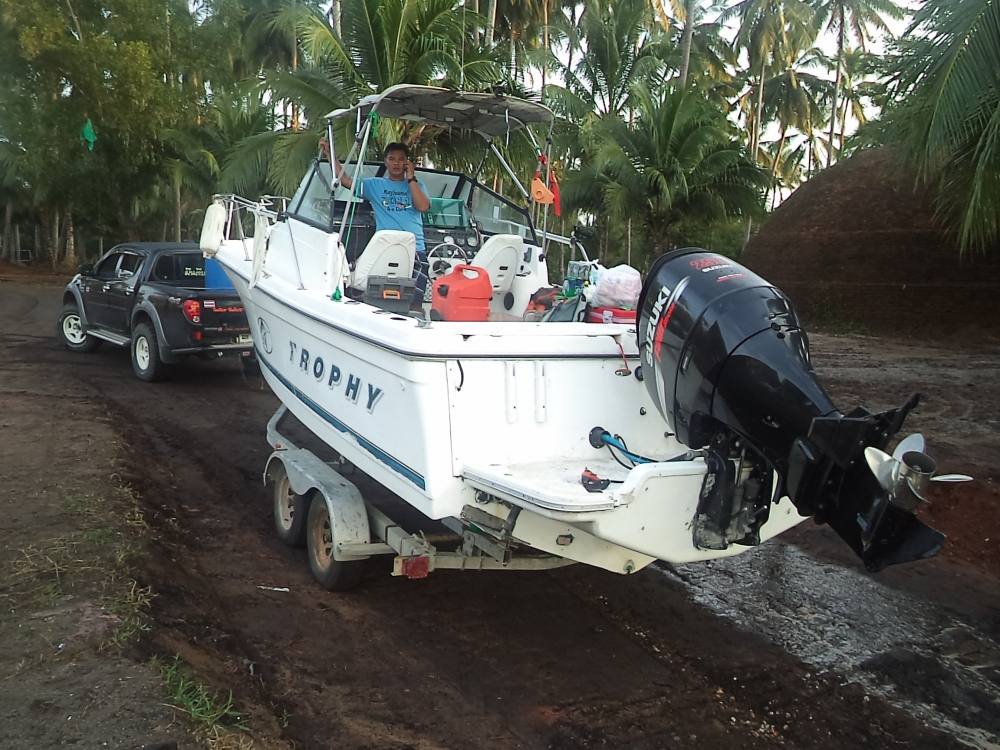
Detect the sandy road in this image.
<box><xmin>2</xmin><ymin>280</ymin><xmax>998</xmax><ymax>749</ymax></box>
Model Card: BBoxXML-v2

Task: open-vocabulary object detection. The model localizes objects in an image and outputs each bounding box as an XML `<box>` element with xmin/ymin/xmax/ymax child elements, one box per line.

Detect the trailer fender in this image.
<box><xmin>264</xmin><ymin>449</ymin><xmax>371</xmax><ymax>561</ymax></box>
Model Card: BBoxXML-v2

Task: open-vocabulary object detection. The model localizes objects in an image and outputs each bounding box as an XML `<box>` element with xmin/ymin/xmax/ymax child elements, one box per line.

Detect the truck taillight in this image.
<box><xmin>182</xmin><ymin>299</ymin><xmax>202</xmax><ymax>324</ymax></box>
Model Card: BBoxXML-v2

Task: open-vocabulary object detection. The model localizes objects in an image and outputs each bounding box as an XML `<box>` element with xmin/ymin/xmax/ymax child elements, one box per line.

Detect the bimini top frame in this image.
<box><xmin>325</xmin><ymin>84</ymin><xmax>554</xmax><ymax>137</ymax></box>
<box><xmin>323</xmin><ymin>84</ymin><xmax>566</xmax><ymax>266</ymax></box>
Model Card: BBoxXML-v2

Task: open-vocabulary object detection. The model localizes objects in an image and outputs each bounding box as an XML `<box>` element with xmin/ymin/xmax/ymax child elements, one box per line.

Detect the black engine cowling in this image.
<box><xmin>637</xmin><ymin>248</ymin><xmax>944</xmax><ymax>571</ymax></box>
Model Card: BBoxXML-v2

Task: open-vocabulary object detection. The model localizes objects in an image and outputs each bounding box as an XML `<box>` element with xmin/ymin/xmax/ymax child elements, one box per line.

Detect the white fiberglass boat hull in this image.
<box><xmin>215</xmin><ymin>239</ymin><xmax>805</xmax><ymax>574</ymax></box>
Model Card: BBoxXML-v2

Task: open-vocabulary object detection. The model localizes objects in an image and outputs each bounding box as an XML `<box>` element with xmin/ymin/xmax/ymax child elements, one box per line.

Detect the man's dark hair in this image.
<box><xmin>383</xmin><ymin>142</ymin><xmax>409</xmax><ymax>158</ymax></box>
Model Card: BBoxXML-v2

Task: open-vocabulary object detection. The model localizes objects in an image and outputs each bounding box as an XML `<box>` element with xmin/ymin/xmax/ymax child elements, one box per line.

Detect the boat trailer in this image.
<box><xmin>264</xmin><ymin>406</ymin><xmax>573</xmax><ymax>590</ymax></box>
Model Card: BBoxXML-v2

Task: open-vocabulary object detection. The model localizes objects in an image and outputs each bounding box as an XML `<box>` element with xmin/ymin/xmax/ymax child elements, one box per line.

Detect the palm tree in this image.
<box><xmin>760</xmin><ymin>46</ymin><xmax>829</xmax><ymax>197</ymax></box>
<box><xmin>723</xmin><ymin>0</ymin><xmax>816</xmax><ymax>160</ymax></box>
<box><xmin>880</xmin><ymin>0</ymin><xmax>1000</xmax><ymax>254</ymax></box>
<box><xmin>667</xmin><ymin>0</ymin><xmax>700</xmax><ymax>87</ymax></box>
<box><xmin>573</xmin><ymin>84</ymin><xmax>767</xmax><ymax>261</ymax></box>
<box><xmin>547</xmin><ymin>0</ymin><xmax>659</xmax><ymax>120</ymax></box>
<box><xmin>227</xmin><ymin>0</ymin><xmax>501</xmax><ymax>195</ymax></box>
<box><xmin>832</xmin><ymin>47</ymin><xmax>878</xmax><ymax>154</ymax></box>
<box><xmin>810</xmin><ymin>0</ymin><xmax>903</xmax><ymax>166</ymax></box>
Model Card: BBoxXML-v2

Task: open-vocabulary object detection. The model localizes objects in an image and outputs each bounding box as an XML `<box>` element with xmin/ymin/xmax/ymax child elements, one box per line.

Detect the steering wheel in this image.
<box><xmin>426</xmin><ymin>241</ymin><xmax>472</xmax><ymax>279</ymax></box>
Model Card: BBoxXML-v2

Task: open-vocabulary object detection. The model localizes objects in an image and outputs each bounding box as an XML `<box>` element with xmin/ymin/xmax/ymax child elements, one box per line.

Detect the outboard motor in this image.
<box><xmin>637</xmin><ymin>248</ymin><xmax>948</xmax><ymax>571</ymax></box>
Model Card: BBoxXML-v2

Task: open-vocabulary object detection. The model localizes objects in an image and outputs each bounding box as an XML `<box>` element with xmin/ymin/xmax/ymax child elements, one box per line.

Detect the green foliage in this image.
<box><xmin>877</xmin><ymin>0</ymin><xmax>1000</xmax><ymax>254</ymax></box>
<box><xmin>0</xmin><ymin>0</ymin><xmax>991</xmax><ymax>263</ymax></box>
<box><xmin>565</xmin><ymin>84</ymin><xmax>767</xmax><ymax>268</ymax></box>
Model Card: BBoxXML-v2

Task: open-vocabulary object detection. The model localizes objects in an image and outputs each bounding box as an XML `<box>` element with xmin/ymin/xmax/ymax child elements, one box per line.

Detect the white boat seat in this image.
<box><xmin>473</xmin><ymin>234</ymin><xmax>523</xmax><ymax>299</ymax></box>
<box><xmin>350</xmin><ymin>230</ymin><xmax>417</xmax><ymax>291</ymax></box>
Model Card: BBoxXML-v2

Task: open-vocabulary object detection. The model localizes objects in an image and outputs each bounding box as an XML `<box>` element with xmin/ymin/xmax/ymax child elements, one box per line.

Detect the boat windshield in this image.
<box><xmin>288</xmin><ymin>161</ymin><xmax>537</xmax><ymax>243</ymax></box>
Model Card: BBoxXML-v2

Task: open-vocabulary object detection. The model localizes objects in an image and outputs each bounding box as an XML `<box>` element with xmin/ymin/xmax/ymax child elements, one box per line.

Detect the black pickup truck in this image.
<box><xmin>59</xmin><ymin>242</ymin><xmax>252</xmax><ymax>381</ymax></box>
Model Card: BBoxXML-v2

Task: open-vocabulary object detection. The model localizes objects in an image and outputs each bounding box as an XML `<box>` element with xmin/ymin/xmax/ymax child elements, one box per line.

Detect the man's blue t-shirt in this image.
<box><xmin>362</xmin><ymin>177</ymin><xmax>427</xmax><ymax>254</ymax></box>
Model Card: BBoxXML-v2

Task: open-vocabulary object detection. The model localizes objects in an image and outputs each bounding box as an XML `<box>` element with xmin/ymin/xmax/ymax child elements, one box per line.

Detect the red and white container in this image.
<box><xmin>586</xmin><ymin>306</ymin><xmax>637</xmax><ymax>324</ymax></box>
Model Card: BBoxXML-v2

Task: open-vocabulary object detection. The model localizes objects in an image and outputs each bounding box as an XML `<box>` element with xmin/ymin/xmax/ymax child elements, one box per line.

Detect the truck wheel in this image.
<box><xmin>131</xmin><ymin>322</ymin><xmax>169</xmax><ymax>382</ymax></box>
<box><xmin>58</xmin><ymin>304</ymin><xmax>101</xmax><ymax>352</ymax></box>
<box><xmin>306</xmin><ymin>494</ymin><xmax>364</xmax><ymax>591</ymax></box>
<box><xmin>272</xmin><ymin>463</ymin><xmax>308</xmax><ymax>547</ymax></box>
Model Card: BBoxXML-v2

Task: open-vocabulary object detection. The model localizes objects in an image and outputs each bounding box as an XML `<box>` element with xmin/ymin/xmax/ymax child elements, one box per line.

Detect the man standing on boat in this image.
<box><xmin>324</xmin><ymin>140</ymin><xmax>431</xmax><ymax>309</ymax></box>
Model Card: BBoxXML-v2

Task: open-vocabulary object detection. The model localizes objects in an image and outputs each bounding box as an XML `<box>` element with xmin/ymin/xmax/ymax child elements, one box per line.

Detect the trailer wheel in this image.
<box><xmin>306</xmin><ymin>493</ymin><xmax>364</xmax><ymax>591</ymax></box>
<box><xmin>272</xmin><ymin>463</ymin><xmax>308</xmax><ymax>547</ymax></box>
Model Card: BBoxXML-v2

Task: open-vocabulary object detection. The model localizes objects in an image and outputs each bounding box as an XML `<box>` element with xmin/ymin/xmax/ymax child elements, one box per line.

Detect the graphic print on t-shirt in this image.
<box><xmin>362</xmin><ymin>177</ymin><xmax>427</xmax><ymax>253</ymax></box>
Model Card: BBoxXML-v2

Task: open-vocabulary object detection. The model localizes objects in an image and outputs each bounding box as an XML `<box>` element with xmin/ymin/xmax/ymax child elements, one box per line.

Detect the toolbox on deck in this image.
<box><xmin>364</xmin><ymin>275</ymin><xmax>416</xmax><ymax>313</ymax></box>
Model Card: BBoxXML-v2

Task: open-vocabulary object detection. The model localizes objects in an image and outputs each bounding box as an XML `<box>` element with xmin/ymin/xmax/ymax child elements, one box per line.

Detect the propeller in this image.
<box><xmin>893</xmin><ymin>433</ymin><xmax>926</xmax><ymax>460</ymax></box>
<box><xmin>864</xmin><ymin>433</ymin><xmax>973</xmax><ymax>512</ymax></box>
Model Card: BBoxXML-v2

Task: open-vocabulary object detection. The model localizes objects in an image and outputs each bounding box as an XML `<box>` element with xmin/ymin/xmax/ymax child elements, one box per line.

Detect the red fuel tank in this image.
<box><xmin>431</xmin><ymin>264</ymin><xmax>492</xmax><ymax>322</ymax></box>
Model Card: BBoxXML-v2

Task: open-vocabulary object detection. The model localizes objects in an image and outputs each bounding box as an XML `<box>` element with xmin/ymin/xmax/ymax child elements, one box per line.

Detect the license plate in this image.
<box><xmin>237</xmin><ymin>334</ymin><xmax>252</xmax><ymax>344</ymax></box>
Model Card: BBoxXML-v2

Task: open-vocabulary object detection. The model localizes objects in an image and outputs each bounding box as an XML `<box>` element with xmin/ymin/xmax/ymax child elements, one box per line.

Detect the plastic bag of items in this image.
<box><xmin>593</xmin><ymin>264</ymin><xmax>642</xmax><ymax>309</ymax></box>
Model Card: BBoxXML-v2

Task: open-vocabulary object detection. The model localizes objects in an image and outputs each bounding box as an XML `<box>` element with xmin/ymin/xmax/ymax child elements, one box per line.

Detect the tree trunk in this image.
<box><xmin>14</xmin><ymin>224</ymin><xmax>22</xmax><ymax>264</ymax></box>
<box><xmin>485</xmin><ymin>0</ymin><xmax>497</xmax><ymax>46</ymax></box>
<box><xmin>826</xmin><ymin>10</ymin><xmax>844</xmax><ymax>167</ymax></box>
<box><xmin>770</xmin><ymin>125</ymin><xmax>788</xmax><ymax>208</ymax></box>
<box><xmin>541</xmin><ymin>0</ymin><xmax>548</xmax><ymax>100</ymax></box>
<box><xmin>627</xmin><ymin>218</ymin><xmax>632</xmax><ymax>266</ymax></box>
<box><xmin>566</xmin><ymin>5</ymin><xmax>580</xmax><ymax>76</ymax></box>
<box><xmin>174</xmin><ymin>172</ymin><xmax>183</xmax><ymax>242</ymax></box>
<box><xmin>2</xmin><ymin>200</ymin><xmax>12</xmax><ymax>262</ymax></box>
<box><xmin>330</xmin><ymin>0</ymin><xmax>340</xmax><ymax>36</ymax></box>
<box><xmin>63</xmin><ymin>211</ymin><xmax>78</xmax><ymax>270</ymax></box>
<box><xmin>50</xmin><ymin>207</ymin><xmax>61</xmax><ymax>270</ymax></box>
<box><xmin>839</xmin><ymin>95</ymin><xmax>850</xmax><ymax>153</ymax></box>
<box><xmin>751</xmin><ymin>55</ymin><xmax>766</xmax><ymax>160</ymax></box>
<box><xmin>678</xmin><ymin>0</ymin><xmax>695</xmax><ymax>88</ymax></box>
<box><xmin>39</xmin><ymin>210</ymin><xmax>51</xmax><ymax>266</ymax></box>
<box><xmin>291</xmin><ymin>29</ymin><xmax>300</xmax><ymax>131</ymax></box>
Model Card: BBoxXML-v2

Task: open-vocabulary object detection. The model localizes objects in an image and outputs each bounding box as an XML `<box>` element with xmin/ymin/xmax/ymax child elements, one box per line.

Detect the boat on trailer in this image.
<box><xmin>201</xmin><ymin>85</ymin><xmax>967</xmax><ymax>590</ymax></box>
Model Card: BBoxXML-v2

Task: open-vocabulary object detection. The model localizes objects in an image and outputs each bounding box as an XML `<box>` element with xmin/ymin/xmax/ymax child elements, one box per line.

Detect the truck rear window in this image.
<box><xmin>152</xmin><ymin>253</ymin><xmax>206</xmax><ymax>287</ymax></box>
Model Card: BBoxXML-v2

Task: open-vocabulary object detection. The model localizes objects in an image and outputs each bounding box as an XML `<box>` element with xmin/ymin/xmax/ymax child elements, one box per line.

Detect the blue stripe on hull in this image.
<box><xmin>256</xmin><ymin>348</ymin><xmax>427</xmax><ymax>491</ymax></box>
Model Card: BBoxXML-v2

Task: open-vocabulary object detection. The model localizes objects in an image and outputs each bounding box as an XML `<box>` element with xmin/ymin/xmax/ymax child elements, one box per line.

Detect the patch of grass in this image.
<box><xmin>104</xmin><ymin>579</ymin><xmax>154</xmax><ymax>649</ymax></box>
<box><xmin>155</xmin><ymin>655</ymin><xmax>250</xmax><ymax>746</ymax></box>
<box><xmin>4</xmin><ymin>477</ymin><xmax>155</xmax><ymax>652</ymax></box>
<box><xmin>80</xmin><ymin>527</ymin><xmax>119</xmax><ymax>546</ymax></box>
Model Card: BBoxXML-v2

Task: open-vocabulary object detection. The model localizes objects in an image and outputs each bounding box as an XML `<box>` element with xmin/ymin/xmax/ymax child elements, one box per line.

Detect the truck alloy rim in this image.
<box><xmin>135</xmin><ymin>336</ymin><xmax>150</xmax><ymax>369</ymax></box>
<box><xmin>63</xmin><ymin>315</ymin><xmax>86</xmax><ymax>344</ymax></box>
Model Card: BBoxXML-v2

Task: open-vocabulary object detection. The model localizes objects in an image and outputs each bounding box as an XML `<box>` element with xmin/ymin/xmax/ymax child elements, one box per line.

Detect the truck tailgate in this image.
<box><xmin>200</xmin><ymin>293</ymin><xmax>250</xmax><ymax>344</ymax></box>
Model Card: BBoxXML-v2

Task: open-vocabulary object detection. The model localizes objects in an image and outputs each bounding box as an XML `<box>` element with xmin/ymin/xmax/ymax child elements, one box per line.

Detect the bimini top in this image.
<box><xmin>325</xmin><ymin>85</ymin><xmax>553</xmax><ymax>137</ymax></box>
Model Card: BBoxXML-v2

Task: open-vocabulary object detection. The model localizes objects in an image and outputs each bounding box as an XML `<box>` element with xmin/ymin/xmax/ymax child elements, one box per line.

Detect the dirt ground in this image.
<box><xmin>2</xmin><ymin>265</ymin><xmax>999</xmax><ymax>749</ymax></box>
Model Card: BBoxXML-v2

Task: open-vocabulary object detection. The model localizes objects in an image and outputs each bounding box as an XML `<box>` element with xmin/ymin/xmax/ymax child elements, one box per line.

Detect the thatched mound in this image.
<box><xmin>743</xmin><ymin>148</ymin><xmax>1000</xmax><ymax>341</ymax></box>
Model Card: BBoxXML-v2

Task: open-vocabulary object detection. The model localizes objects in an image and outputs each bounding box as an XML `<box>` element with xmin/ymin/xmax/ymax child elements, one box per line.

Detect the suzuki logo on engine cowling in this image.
<box><xmin>644</xmin><ymin>275</ymin><xmax>690</xmax><ymax>367</ymax></box>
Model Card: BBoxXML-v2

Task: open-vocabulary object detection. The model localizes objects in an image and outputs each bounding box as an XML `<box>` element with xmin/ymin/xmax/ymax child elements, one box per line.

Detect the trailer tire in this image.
<box><xmin>306</xmin><ymin>493</ymin><xmax>364</xmax><ymax>591</ymax></box>
<box><xmin>272</xmin><ymin>463</ymin><xmax>309</xmax><ymax>547</ymax></box>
